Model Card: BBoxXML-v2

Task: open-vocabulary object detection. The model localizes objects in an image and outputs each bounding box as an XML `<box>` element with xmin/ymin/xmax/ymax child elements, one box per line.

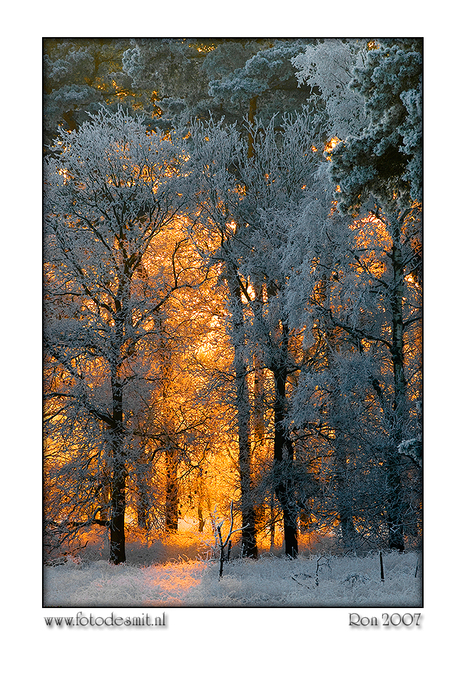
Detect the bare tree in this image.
<box><xmin>44</xmin><ymin>108</ymin><xmax>192</xmax><ymax>563</ymax></box>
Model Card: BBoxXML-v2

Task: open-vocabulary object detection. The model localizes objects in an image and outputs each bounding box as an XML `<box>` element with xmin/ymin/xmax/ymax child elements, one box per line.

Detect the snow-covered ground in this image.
<box><xmin>44</xmin><ymin>550</ymin><xmax>421</xmax><ymax>607</ymax></box>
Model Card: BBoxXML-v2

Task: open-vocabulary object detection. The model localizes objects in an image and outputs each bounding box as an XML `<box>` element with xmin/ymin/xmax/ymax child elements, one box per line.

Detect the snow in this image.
<box><xmin>44</xmin><ymin>550</ymin><xmax>421</xmax><ymax>607</ymax></box>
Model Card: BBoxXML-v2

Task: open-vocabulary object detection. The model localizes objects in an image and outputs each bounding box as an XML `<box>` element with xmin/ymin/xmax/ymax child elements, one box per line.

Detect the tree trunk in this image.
<box><xmin>386</xmin><ymin>210</ymin><xmax>408</xmax><ymax>552</ymax></box>
<box><xmin>236</xmin><ymin>346</ymin><xmax>258</xmax><ymax>559</ymax></box>
<box><xmin>386</xmin><ymin>451</ymin><xmax>405</xmax><ymax>552</ymax></box>
<box><xmin>334</xmin><ymin>431</ymin><xmax>358</xmax><ymax>552</ymax></box>
<box><xmin>269</xmin><ymin>492</ymin><xmax>276</xmax><ymax>550</ymax></box>
<box><xmin>165</xmin><ymin>449</ymin><xmax>179</xmax><ymax>532</ymax></box>
<box><xmin>157</xmin><ymin>320</ymin><xmax>182</xmax><ymax>536</ymax></box>
<box><xmin>197</xmin><ymin>502</ymin><xmax>205</xmax><ymax>533</ymax></box>
<box><xmin>272</xmin><ymin>334</ymin><xmax>298</xmax><ymax>558</ymax></box>
<box><xmin>251</xmin><ymin>284</ymin><xmax>267</xmax><ymax>541</ymax></box>
<box><xmin>338</xmin><ymin>500</ymin><xmax>358</xmax><ymax>552</ymax></box>
<box><xmin>227</xmin><ymin>265</ymin><xmax>258</xmax><ymax>558</ymax></box>
<box><xmin>109</xmin><ymin>406</ymin><xmax>126</xmax><ymax>564</ymax></box>
<box><xmin>136</xmin><ymin>466</ymin><xmax>151</xmax><ymax>531</ymax></box>
<box><xmin>109</xmin><ymin>307</ymin><xmax>127</xmax><ymax>564</ymax></box>
<box><xmin>110</xmin><ymin>460</ymin><xmax>126</xmax><ymax>564</ymax></box>
<box><xmin>137</xmin><ymin>501</ymin><xmax>149</xmax><ymax>531</ymax></box>
<box><xmin>196</xmin><ymin>474</ymin><xmax>209</xmax><ymax>532</ymax></box>
<box><xmin>247</xmin><ymin>95</ymin><xmax>258</xmax><ymax>159</ymax></box>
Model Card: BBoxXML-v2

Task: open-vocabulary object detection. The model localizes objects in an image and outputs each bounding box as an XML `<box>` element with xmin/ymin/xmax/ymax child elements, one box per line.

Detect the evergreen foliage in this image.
<box><xmin>329</xmin><ymin>39</ymin><xmax>422</xmax><ymax>213</ymax></box>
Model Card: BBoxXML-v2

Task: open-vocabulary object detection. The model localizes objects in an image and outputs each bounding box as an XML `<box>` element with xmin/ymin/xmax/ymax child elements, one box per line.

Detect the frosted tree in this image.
<box><xmin>43</xmin><ymin>38</ymin><xmax>422</xmax><ymax>562</ymax></box>
<box><xmin>286</xmin><ymin>39</ymin><xmax>423</xmax><ymax>551</ymax></box>
<box><xmin>207</xmin><ymin>40</ymin><xmax>316</xmax><ymax>128</ymax></box>
<box><xmin>183</xmin><ymin>117</ymin><xmax>260</xmax><ymax>557</ymax></box>
<box><xmin>44</xmin><ymin>108</ymin><xmax>195</xmax><ymax>563</ymax></box>
<box><xmin>329</xmin><ymin>39</ymin><xmax>422</xmax><ymax>551</ymax></box>
<box><xmin>291</xmin><ymin>38</ymin><xmax>369</xmax><ymax>140</ymax></box>
<box><xmin>43</xmin><ymin>39</ymin><xmax>147</xmax><ymax>145</ymax></box>
<box><xmin>121</xmin><ymin>38</ymin><xmax>216</xmax><ymax>127</ymax></box>
<box><xmin>286</xmin><ymin>197</ymin><xmax>422</xmax><ymax>550</ymax></box>
<box><xmin>231</xmin><ymin>113</ymin><xmax>327</xmax><ymax>557</ymax></box>
<box><xmin>186</xmin><ymin>107</ymin><xmax>326</xmax><ymax>557</ymax></box>
<box><xmin>122</xmin><ymin>39</ymin><xmax>316</xmax><ymax>134</ymax></box>
<box><xmin>329</xmin><ymin>38</ymin><xmax>422</xmax><ymax>213</ymax></box>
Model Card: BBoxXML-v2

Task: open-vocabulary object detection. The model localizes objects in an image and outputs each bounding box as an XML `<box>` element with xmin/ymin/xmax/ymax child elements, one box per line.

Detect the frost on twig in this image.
<box><xmin>210</xmin><ymin>501</ymin><xmax>248</xmax><ymax>579</ymax></box>
<box><xmin>315</xmin><ymin>555</ymin><xmax>331</xmax><ymax>586</ymax></box>
<box><xmin>342</xmin><ymin>572</ymin><xmax>370</xmax><ymax>588</ymax></box>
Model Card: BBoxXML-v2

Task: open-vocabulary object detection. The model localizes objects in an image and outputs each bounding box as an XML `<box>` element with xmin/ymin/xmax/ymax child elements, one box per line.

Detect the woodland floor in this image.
<box><xmin>44</xmin><ymin>529</ymin><xmax>422</xmax><ymax>607</ymax></box>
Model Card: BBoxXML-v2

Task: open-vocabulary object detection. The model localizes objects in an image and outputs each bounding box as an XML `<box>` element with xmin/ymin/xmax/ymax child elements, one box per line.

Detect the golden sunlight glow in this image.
<box><xmin>44</xmin><ymin>91</ymin><xmax>422</xmax><ymax>572</ymax></box>
<box><xmin>58</xmin><ymin>168</ymin><xmax>71</xmax><ymax>182</ymax></box>
<box><xmin>324</xmin><ymin>137</ymin><xmax>340</xmax><ymax>154</ymax></box>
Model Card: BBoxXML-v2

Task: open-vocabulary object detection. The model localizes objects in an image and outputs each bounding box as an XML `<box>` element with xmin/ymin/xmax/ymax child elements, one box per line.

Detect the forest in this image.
<box><xmin>43</xmin><ymin>38</ymin><xmax>422</xmax><ymax>593</ymax></box>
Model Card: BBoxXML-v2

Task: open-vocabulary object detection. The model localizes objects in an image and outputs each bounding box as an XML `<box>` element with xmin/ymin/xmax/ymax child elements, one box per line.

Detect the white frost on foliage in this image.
<box><xmin>292</xmin><ymin>39</ymin><xmax>369</xmax><ymax>139</ymax></box>
<box><xmin>44</xmin><ymin>551</ymin><xmax>421</xmax><ymax>607</ymax></box>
